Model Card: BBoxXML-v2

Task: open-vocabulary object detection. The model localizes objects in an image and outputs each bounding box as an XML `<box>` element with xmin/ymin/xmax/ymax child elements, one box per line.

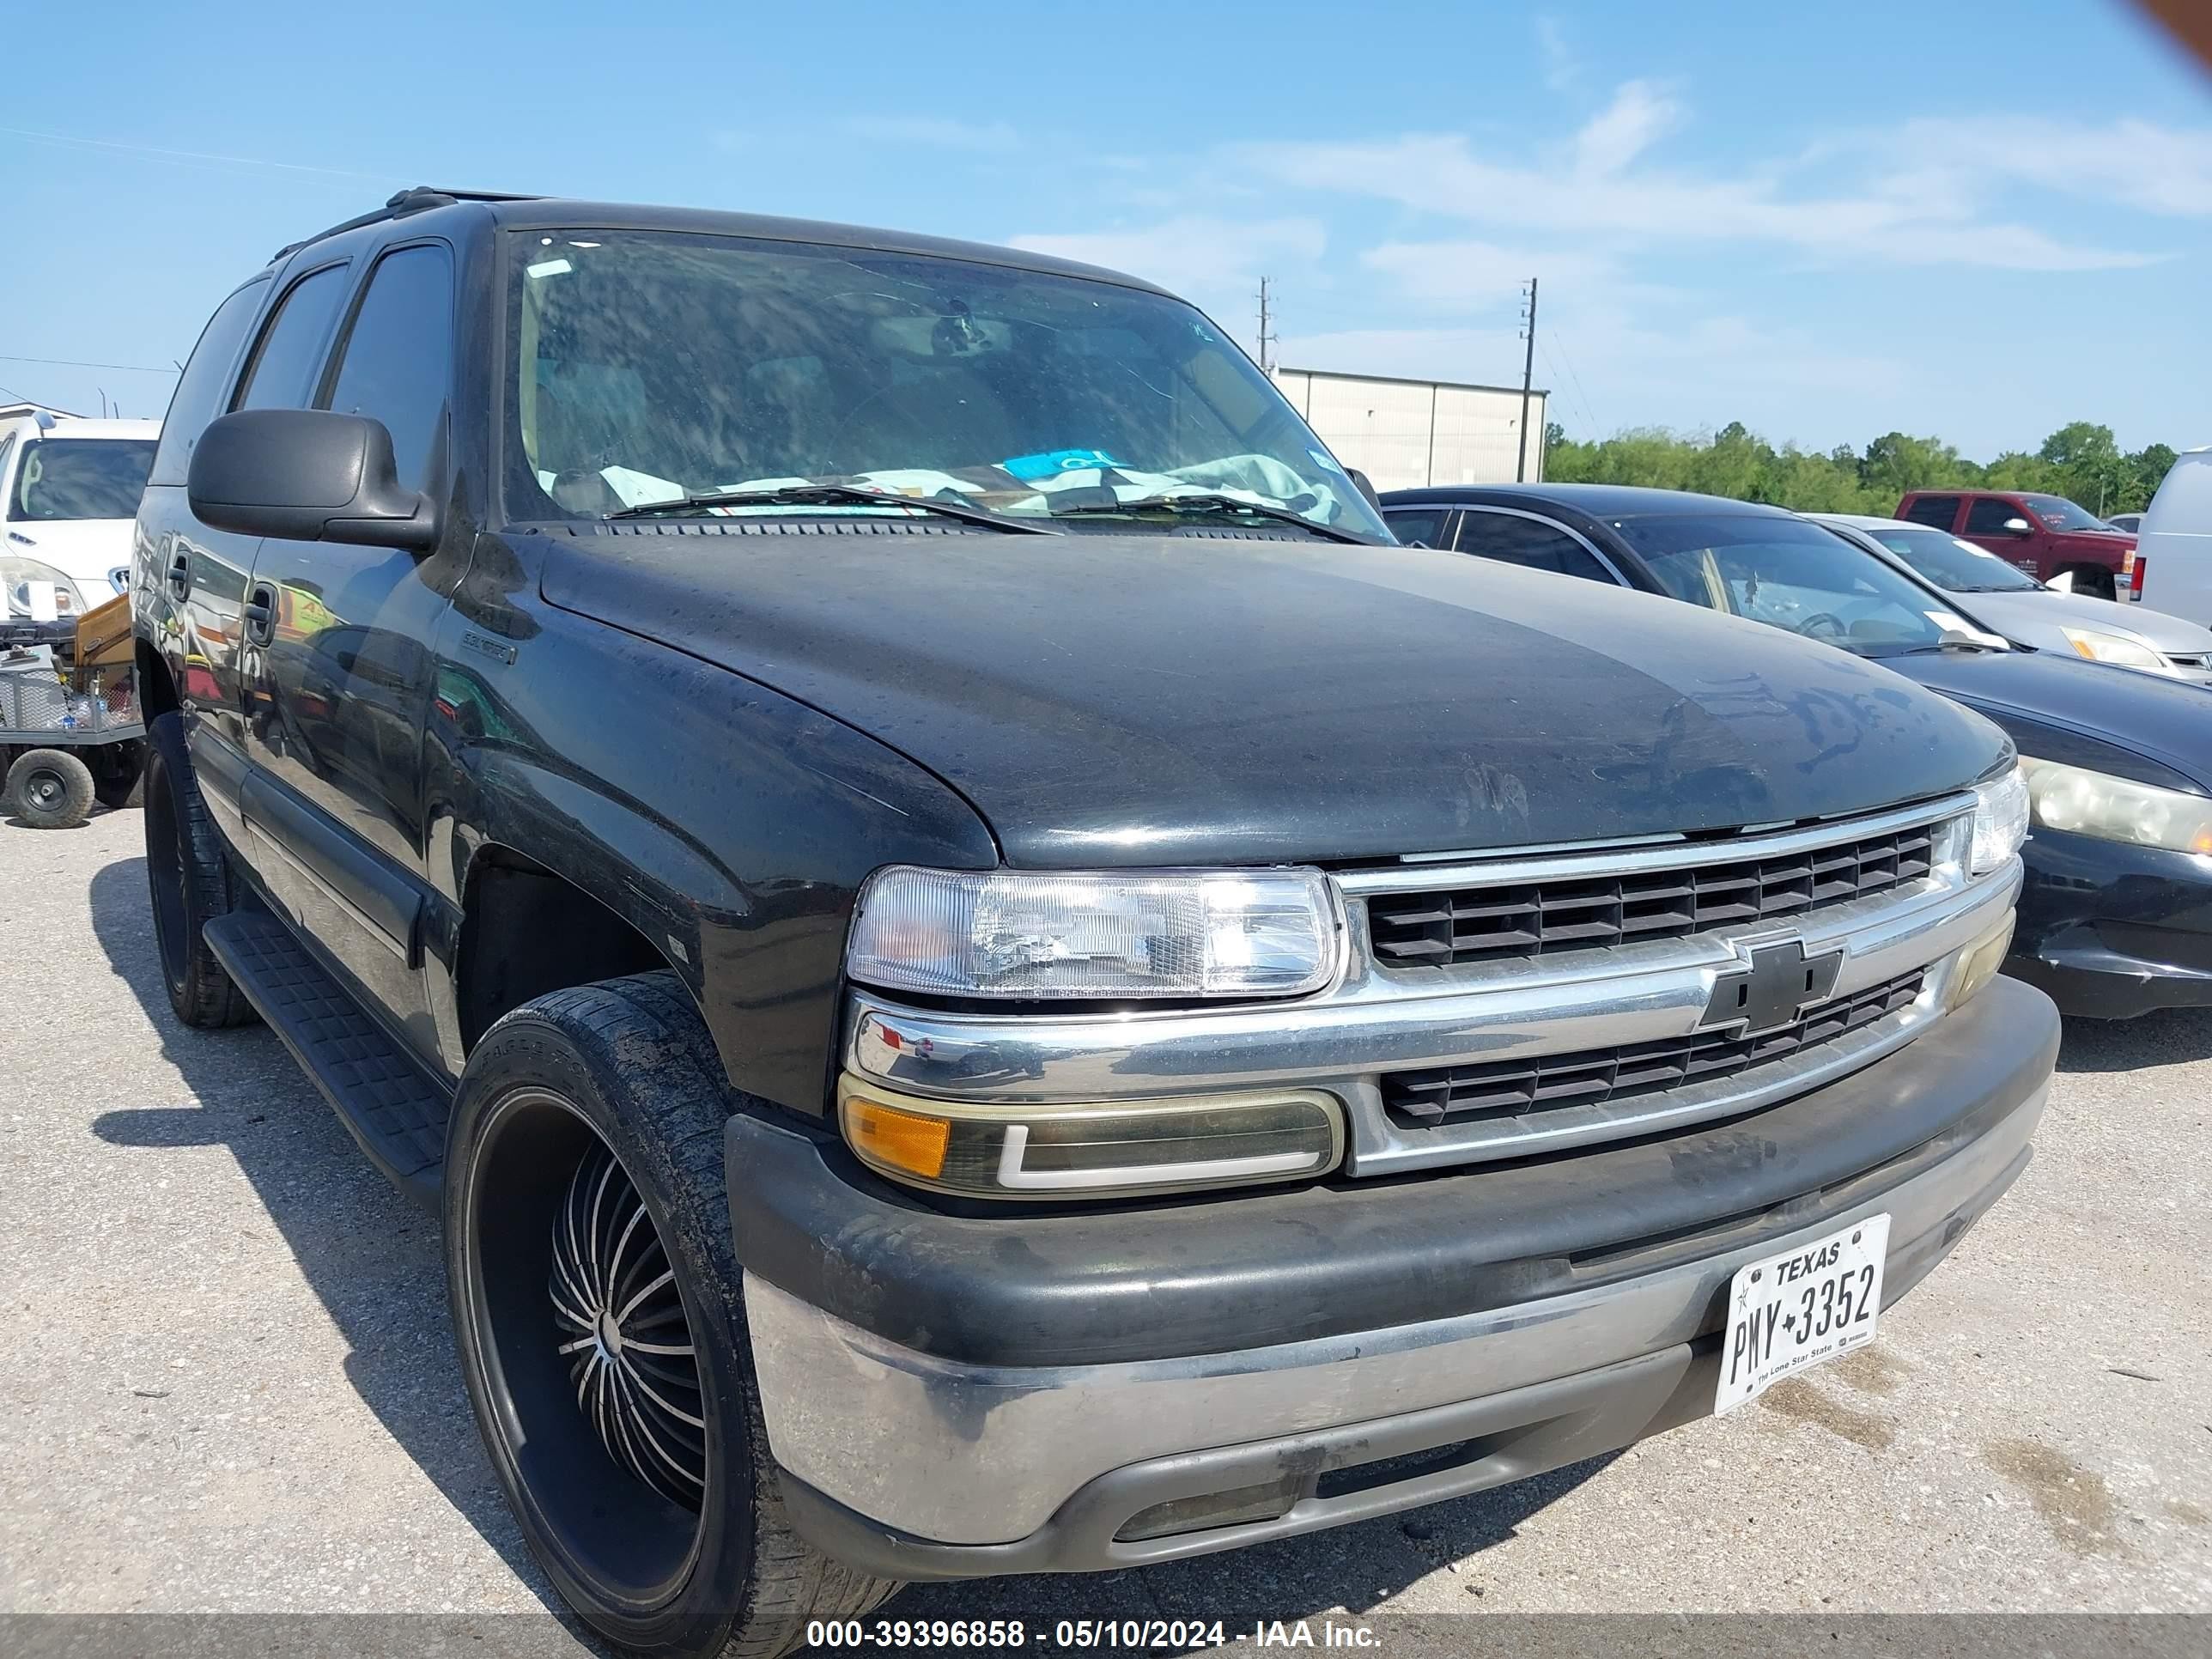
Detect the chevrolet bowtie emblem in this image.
<box><xmin>1702</xmin><ymin>939</ymin><xmax>1844</xmax><ymax>1035</ymax></box>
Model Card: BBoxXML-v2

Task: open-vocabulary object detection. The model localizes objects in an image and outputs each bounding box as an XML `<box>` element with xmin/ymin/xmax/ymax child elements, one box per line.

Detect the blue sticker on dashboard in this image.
<box><xmin>1000</xmin><ymin>448</ymin><xmax>1121</xmax><ymax>482</ymax></box>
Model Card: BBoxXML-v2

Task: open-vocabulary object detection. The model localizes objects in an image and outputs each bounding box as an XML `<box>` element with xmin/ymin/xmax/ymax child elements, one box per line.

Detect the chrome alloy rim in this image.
<box><xmin>549</xmin><ymin>1146</ymin><xmax>706</xmax><ymax>1510</ymax></box>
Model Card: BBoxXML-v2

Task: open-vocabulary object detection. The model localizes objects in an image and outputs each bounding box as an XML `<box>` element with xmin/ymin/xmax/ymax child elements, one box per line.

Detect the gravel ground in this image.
<box><xmin>3</xmin><ymin>809</ymin><xmax>2209</xmax><ymax>1644</ymax></box>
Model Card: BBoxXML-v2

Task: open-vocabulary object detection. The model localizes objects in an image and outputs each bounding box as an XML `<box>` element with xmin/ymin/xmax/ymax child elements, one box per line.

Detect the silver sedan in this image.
<box><xmin>1809</xmin><ymin>512</ymin><xmax>2212</xmax><ymax>682</ymax></box>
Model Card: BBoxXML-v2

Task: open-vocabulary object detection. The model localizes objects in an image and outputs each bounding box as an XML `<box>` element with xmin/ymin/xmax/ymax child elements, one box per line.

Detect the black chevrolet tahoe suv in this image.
<box><xmin>133</xmin><ymin>187</ymin><xmax>2054</xmax><ymax>1656</ymax></box>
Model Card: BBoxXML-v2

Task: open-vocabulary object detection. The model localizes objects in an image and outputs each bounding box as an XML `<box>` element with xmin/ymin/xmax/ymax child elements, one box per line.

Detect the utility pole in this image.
<box><xmin>1516</xmin><ymin>277</ymin><xmax>1539</xmax><ymax>483</ymax></box>
<box><xmin>1255</xmin><ymin>276</ymin><xmax>1278</xmax><ymax>375</ymax></box>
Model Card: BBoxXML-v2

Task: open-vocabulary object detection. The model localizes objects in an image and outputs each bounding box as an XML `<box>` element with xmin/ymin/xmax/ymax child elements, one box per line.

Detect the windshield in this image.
<box><xmin>8</xmin><ymin>438</ymin><xmax>156</xmax><ymax>521</ymax></box>
<box><xmin>1850</xmin><ymin>524</ymin><xmax>2044</xmax><ymax>592</ymax></box>
<box><xmin>1612</xmin><ymin>512</ymin><xmax>1973</xmax><ymax>656</ymax></box>
<box><xmin>503</xmin><ymin>230</ymin><xmax>1385</xmax><ymax>540</ymax></box>
<box><xmin>2021</xmin><ymin>494</ymin><xmax>2109</xmax><ymax>532</ymax></box>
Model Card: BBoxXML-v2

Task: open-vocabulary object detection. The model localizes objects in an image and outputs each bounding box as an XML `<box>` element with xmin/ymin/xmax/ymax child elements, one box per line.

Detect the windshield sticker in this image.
<box><xmin>999</xmin><ymin>449</ymin><xmax>1122</xmax><ymax>483</ymax></box>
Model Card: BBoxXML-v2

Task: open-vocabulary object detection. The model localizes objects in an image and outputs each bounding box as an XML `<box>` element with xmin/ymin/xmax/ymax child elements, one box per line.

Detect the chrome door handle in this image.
<box><xmin>244</xmin><ymin>583</ymin><xmax>276</xmax><ymax>647</ymax></box>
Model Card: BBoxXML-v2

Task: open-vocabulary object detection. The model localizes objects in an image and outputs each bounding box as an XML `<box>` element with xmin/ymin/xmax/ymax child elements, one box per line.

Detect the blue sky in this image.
<box><xmin>6</xmin><ymin>0</ymin><xmax>2208</xmax><ymax>459</ymax></box>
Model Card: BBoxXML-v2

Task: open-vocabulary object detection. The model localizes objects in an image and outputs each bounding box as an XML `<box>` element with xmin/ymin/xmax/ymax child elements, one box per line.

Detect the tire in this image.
<box><xmin>143</xmin><ymin>713</ymin><xmax>254</xmax><ymax>1028</ymax></box>
<box><xmin>94</xmin><ymin>746</ymin><xmax>146</xmax><ymax>811</ymax></box>
<box><xmin>6</xmin><ymin>747</ymin><xmax>96</xmax><ymax>829</ymax></box>
<box><xmin>445</xmin><ymin>971</ymin><xmax>897</xmax><ymax>1659</ymax></box>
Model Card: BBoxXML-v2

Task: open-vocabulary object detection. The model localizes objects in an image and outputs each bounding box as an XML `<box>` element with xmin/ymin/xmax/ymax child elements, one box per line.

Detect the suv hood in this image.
<box><xmin>542</xmin><ymin>530</ymin><xmax>2008</xmax><ymax>867</ymax></box>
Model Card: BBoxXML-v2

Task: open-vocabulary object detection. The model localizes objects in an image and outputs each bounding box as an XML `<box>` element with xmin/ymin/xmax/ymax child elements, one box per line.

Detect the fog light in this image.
<box><xmin>837</xmin><ymin>1078</ymin><xmax>1344</xmax><ymax>1200</ymax></box>
<box><xmin>1949</xmin><ymin>915</ymin><xmax>2016</xmax><ymax>1011</ymax></box>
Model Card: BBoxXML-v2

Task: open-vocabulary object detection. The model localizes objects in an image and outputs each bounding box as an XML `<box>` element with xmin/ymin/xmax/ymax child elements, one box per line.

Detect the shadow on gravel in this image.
<box><xmin>76</xmin><ymin>854</ymin><xmax>1613</xmax><ymax>1636</ymax></box>
<box><xmin>79</xmin><ymin>854</ymin><xmax>570</xmax><ymax>1621</ymax></box>
<box><xmin>2055</xmin><ymin>1003</ymin><xmax>2212</xmax><ymax>1074</ymax></box>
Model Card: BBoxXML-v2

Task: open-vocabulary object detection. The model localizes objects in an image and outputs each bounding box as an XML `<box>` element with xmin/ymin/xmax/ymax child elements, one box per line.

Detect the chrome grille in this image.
<box><xmin>1364</xmin><ymin>822</ymin><xmax>1940</xmax><ymax>969</ymax></box>
<box><xmin>1383</xmin><ymin>969</ymin><xmax>1927</xmax><ymax>1129</ymax></box>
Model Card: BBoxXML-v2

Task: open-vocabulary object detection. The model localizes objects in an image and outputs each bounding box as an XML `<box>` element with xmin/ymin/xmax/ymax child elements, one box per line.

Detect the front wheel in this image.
<box><xmin>444</xmin><ymin>972</ymin><xmax>897</xmax><ymax>1659</ymax></box>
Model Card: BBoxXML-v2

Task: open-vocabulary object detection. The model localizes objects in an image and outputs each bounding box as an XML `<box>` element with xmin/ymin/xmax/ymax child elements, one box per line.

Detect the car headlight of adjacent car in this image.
<box><xmin>0</xmin><ymin>555</ymin><xmax>87</xmax><ymax>617</ymax></box>
<box><xmin>2060</xmin><ymin>628</ymin><xmax>2168</xmax><ymax>672</ymax></box>
<box><xmin>1968</xmin><ymin>763</ymin><xmax>2031</xmax><ymax>874</ymax></box>
<box><xmin>847</xmin><ymin>865</ymin><xmax>1340</xmax><ymax>1000</ymax></box>
<box><xmin>2021</xmin><ymin>757</ymin><xmax>2212</xmax><ymax>855</ymax></box>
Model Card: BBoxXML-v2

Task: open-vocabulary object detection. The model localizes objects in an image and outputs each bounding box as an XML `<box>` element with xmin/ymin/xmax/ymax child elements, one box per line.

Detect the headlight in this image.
<box><xmin>2061</xmin><ymin>628</ymin><xmax>2166</xmax><ymax>671</ymax></box>
<box><xmin>839</xmin><ymin>1078</ymin><xmax>1345</xmax><ymax>1199</ymax></box>
<box><xmin>1968</xmin><ymin>764</ymin><xmax>2030</xmax><ymax>874</ymax></box>
<box><xmin>847</xmin><ymin>866</ymin><xmax>1339</xmax><ymax>1000</ymax></box>
<box><xmin>2021</xmin><ymin>757</ymin><xmax>2212</xmax><ymax>855</ymax></box>
<box><xmin>0</xmin><ymin>556</ymin><xmax>87</xmax><ymax>618</ymax></box>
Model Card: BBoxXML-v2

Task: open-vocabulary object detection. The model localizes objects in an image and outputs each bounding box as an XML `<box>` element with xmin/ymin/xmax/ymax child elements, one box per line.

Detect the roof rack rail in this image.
<box><xmin>270</xmin><ymin>185</ymin><xmax>544</xmax><ymax>264</ymax></box>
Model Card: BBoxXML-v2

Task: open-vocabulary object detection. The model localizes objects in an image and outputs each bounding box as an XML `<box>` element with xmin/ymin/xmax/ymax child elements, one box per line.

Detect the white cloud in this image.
<box><xmin>1571</xmin><ymin>80</ymin><xmax>1680</xmax><ymax>177</ymax></box>
<box><xmin>1009</xmin><ymin>216</ymin><xmax>1326</xmax><ymax>301</ymax></box>
<box><xmin>1358</xmin><ymin>240</ymin><xmax>1619</xmax><ymax>308</ymax></box>
<box><xmin>842</xmin><ymin>115</ymin><xmax>1019</xmax><ymax>153</ymax></box>
<box><xmin>1236</xmin><ymin>83</ymin><xmax>2163</xmax><ymax>272</ymax></box>
<box><xmin>1882</xmin><ymin>114</ymin><xmax>2212</xmax><ymax>218</ymax></box>
<box><xmin>1534</xmin><ymin>15</ymin><xmax>1577</xmax><ymax>94</ymax></box>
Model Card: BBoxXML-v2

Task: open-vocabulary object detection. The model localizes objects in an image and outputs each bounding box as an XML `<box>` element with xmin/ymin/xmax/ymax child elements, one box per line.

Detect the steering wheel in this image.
<box><xmin>1798</xmin><ymin>612</ymin><xmax>1848</xmax><ymax>641</ymax></box>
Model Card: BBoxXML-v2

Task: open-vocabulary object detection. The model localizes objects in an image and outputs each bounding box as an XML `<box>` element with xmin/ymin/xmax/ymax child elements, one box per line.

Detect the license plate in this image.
<box><xmin>1714</xmin><ymin>1212</ymin><xmax>1890</xmax><ymax>1415</ymax></box>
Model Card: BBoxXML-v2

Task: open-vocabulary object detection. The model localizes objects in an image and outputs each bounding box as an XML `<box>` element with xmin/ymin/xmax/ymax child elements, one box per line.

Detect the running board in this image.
<box><xmin>203</xmin><ymin>909</ymin><xmax>451</xmax><ymax>1210</ymax></box>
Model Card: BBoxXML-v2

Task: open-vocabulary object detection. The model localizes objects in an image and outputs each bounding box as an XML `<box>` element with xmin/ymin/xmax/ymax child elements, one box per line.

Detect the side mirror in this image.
<box><xmin>1345</xmin><ymin>467</ymin><xmax>1383</xmax><ymax>513</ymax></box>
<box><xmin>2045</xmin><ymin>569</ymin><xmax>2076</xmax><ymax>594</ymax></box>
<box><xmin>2001</xmin><ymin>516</ymin><xmax>2033</xmax><ymax>535</ymax></box>
<box><xmin>189</xmin><ymin>410</ymin><xmax>439</xmax><ymax>552</ymax></box>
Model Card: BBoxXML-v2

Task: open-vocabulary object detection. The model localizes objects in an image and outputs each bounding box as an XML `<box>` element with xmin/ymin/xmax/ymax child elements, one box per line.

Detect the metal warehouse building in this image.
<box><xmin>1273</xmin><ymin>368</ymin><xmax>1548</xmax><ymax>491</ymax></box>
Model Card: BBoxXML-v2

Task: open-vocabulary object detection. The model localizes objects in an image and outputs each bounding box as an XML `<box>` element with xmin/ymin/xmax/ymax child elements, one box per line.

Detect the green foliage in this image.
<box><xmin>1540</xmin><ymin>420</ymin><xmax>2180</xmax><ymax>518</ymax></box>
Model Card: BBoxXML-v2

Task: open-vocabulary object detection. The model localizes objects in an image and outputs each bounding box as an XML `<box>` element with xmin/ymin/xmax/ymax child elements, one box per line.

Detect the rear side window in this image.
<box><xmin>148</xmin><ymin>278</ymin><xmax>270</xmax><ymax>486</ymax></box>
<box><xmin>1454</xmin><ymin>511</ymin><xmax>1616</xmax><ymax>583</ymax></box>
<box><xmin>322</xmin><ymin>245</ymin><xmax>454</xmax><ymax>492</ymax></box>
<box><xmin>234</xmin><ymin>264</ymin><xmax>350</xmax><ymax>410</ymax></box>
<box><xmin>1964</xmin><ymin>497</ymin><xmax>2024</xmax><ymax>535</ymax></box>
<box><xmin>1383</xmin><ymin>507</ymin><xmax>1449</xmax><ymax>547</ymax></box>
<box><xmin>1900</xmin><ymin>495</ymin><xmax>1960</xmax><ymax>529</ymax></box>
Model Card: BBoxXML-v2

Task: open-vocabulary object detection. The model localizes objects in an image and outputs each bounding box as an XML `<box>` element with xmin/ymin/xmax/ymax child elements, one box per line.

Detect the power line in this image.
<box><xmin>0</xmin><ymin>354</ymin><xmax>177</xmax><ymax>374</ymax></box>
<box><xmin>1543</xmin><ymin>325</ymin><xmax>1605</xmax><ymax>439</ymax></box>
<box><xmin>1536</xmin><ymin>337</ymin><xmax>1596</xmax><ymax>440</ymax></box>
<box><xmin>0</xmin><ymin>125</ymin><xmax>388</xmax><ymax>184</ymax></box>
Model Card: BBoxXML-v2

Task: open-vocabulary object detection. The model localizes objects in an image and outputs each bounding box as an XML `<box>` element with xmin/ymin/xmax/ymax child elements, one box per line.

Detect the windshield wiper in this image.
<box><xmin>1046</xmin><ymin>490</ymin><xmax>1371</xmax><ymax>544</ymax></box>
<box><xmin>605</xmin><ymin>483</ymin><xmax>1059</xmax><ymax>535</ymax></box>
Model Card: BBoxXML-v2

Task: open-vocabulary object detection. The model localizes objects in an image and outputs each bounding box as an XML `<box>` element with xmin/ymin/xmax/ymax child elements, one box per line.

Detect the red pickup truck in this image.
<box><xmin>1895</xmin><ymin>489</ymin><xmax>2137</xmax><ymax>599</ymax></box>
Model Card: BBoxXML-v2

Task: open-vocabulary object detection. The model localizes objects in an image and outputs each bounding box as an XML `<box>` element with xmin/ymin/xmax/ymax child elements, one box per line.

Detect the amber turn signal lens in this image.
<box><xmin>844</xmin><ymin>1096</ymin><xmax>952</xmax><ymax>1180</ymax></box>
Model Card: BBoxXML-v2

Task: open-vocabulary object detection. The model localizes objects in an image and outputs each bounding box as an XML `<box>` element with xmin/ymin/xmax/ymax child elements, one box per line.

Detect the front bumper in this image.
<box><xmin>729</xmin><ymin>976</ymin><xmax>2057</xmax><ymax>1577</ymax></box>
<box><xmin>2009</xmin><ymin>828</ymin><xmax>2212</xmax><ymax>1018</ymax></box>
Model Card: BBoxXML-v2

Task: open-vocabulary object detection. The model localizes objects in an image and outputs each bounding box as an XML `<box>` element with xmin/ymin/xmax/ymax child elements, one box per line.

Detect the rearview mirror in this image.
<box><xmin>2002</xmin><ymin>516</ymin><xmax>2033</xmax><ymax>535</ymax></box>
<box><xmin>2045</xmin><ymin>569</ymin><xmax>2077</xmax><ymax>593</ymax></box>
<box><xmin>189</xmin><ymin>409</ymin><xmax>439</xmax><ymax>551</ymax></box>
<box><xmin>1345</xmin><ymin>468</ymin><xmax>1382</xmax><ymax>513</ymax></box>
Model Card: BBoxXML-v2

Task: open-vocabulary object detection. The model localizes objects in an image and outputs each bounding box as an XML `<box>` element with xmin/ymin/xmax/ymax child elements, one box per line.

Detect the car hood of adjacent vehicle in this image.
<box><xmin>540</xmin><ymin>528</ymin><xmax>2010</xmax><ymax>867</ymax></box>
<box><xmin>3</xmin><ymin>519</ymin><xmax>131</xmax><ymax>591</ymax></box>
<box><xmin>1884</xmin><ymin>645</ymin><xmax>2212</xmax><ymax>795</ymax></box>
<box><xmin>1956</xmin><ymin>588</ymin><xmax>2212</xmax><ymax>657</ymax></box>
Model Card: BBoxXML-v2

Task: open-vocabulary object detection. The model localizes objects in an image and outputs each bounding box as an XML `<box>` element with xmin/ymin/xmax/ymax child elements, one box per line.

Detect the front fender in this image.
<box><xmin>422</xmin><ymin>615</ymin><xmax>997</xmax><ymax>1117</ymax></box>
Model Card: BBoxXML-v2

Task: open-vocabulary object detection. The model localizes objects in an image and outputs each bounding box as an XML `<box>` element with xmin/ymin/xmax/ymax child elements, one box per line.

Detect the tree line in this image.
<box><xmin>1541</xmin><ymin>420</ymin><xmax>2178</xmax><ymax>519</ymax></box>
